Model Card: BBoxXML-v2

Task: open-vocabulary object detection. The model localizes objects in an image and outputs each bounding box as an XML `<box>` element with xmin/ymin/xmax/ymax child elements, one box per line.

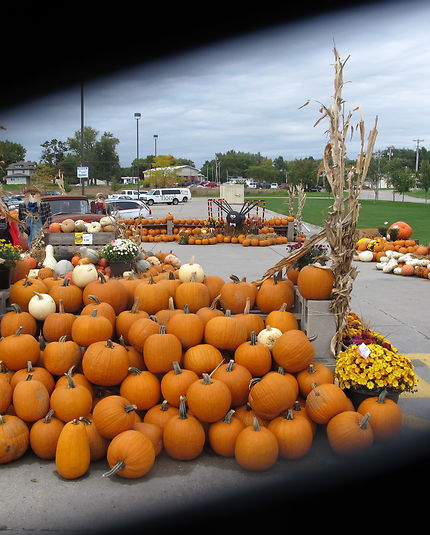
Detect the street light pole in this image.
<box><xmin>134</xmin><ymin>113</ymin><xmax>141</xmax><ymax>197</ymax></box>
<box><xmin>153</xmin><ymin>134</ymin><xmax>158</xmax><ymax>158</ymax></box>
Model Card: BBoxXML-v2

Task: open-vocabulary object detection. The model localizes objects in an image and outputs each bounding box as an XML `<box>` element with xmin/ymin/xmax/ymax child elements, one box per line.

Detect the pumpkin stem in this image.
<box><xmin>26</xmin><ymin>374</ymin><xmax>33</xmax><ymax>381</ymax></box>
<box><xmin>43</xmin><ymin>409</ymin><xmax>55</xmax><ymax>423</ymax></box>
<box><xmin>32</xmin><ymin>291</ymin><xmax>43</xmax><ymax>299</ymax></box>
<box><xmin>0</xmin><ymin>415</ymin><xmax>5</xmax><ymax>425</ymax></box>
<box><xmin>250</xmin><ymin>331</ymin><xmax>257</xmax><ymax>346</ymax></box>
<box><xmin>130</xmin><ymin>297</ymin><xmax>141</xmax><ymax>314</ymax></box>
<box><xmin>58</xmin><ymin>335</ymin><xmax>68</xmax><ymax>342</ymax></box>
<box><xmin>58</xmin><ymin>299</ymin><xmax>65</xmax><ymax>314</ymax></box>
<box><xmin>159</xmin><ymin>400</ymin><xmax>170</xmax><ymax>412</ymax></box>
<box><xmin>172</xmin><ymin>361</ymin><xmax>182</xmax><ymax>375</ymax></box>
<box><xmin>249</xmin><ymin>377</ymin><xmax>261</xmax><ymax>390</ymax></box>
<box><xmin>252</xmin><ymin>416</ymin><xmax>261</xmax><ymax>432</ymax></box>
<box><xmin>97</xmin><ymin>271</ymin><xmax>107</xmax><ymax>284</ymax></box>
<box><xmin>377</xmin><ymin>390</ymin><xmax>388</xmax><ymax>404</ymax></box>
<box><xmin>102</xmin><ymin>460</ymin><xmax>126</xmax><ymax>478</ymax></box>
<box><xmin>308</xmin><ymin>364</ymin><xmax>316</xmax><ymax>374</ymax></box>
<box><xmin>226</xmin><ymin>359</ymin><xmax>235</xmax><ymax>372</ymax></box>
<box><xmin>88</xmin><ymin>295</ymin><xmax>101</xmax><ymax>305</ymax></box>
<box><xmin>90</xmin><ymin>309</ymin><xmax>98</xmax><ymax>318</ymax></box>
<box><xmin>210</xmin><ymin>295</ymin><xmax>221</xmax><ymax>310</ymax></box>
<box><xmin>127</xmin><ymin>367</ymin><xmax>142</xmax><ymax>375</ymax></box>
<box><xmin>26</xmin><ymin>361</ymin><xmax>34</xmax><ymax>373</ymax></box>
<box><xmin>223</xmin><ymin>409</ymin><xmax>235</xmax><ymax>424</ymax></box>
<box><xmin>64</xmin><ymin>372</ymin><xmax>76</xmax><ymax>389</ymax></box>
<box><xmin>285</xmin><ymin>408</ymin><xmax>294</xmax><ymax>420</ymax></box>
<box><xmin>78</xmin><ymin>416</ymin><xmax>92</xmax><ymax>425</ymax></box>
<box><xmin>243</xmin><ymin>297</ymin><xmax>251</xmax><ymax>315</ymax></box>
<box><xmin>277</xmin><ymin>367</ymin><xmax>285</xmax><ymax>375</ymax></box>
<box><xmin>105</xmin><ymin>339</ymin><xmax>115</xmax><ymax>349</ymax></box>
<box><xmin>124</xmin><ymin>404</ymin><xmax>137</xmax><ymax>413</ymax></box>
<box><xmin>279</xmin><ymin>303</ymin><xmax>288</xmax><ymax>312</ymax></box>
<box><xmin>10</xmin><ymin>303</ymin><xmax>22</xmax><ymax>314</ymax></box>
<box><xmin>159</xmin><ymin>325</ymin><xmax>167</xmax><ymax>334</ymax></box>
<box><xmin>229</xmin><ymin>275</ymin><xmax>241</xmax><ymax>283</ymax></box>
<box><xmin>149</xmin><ymin>315</ymin><xmax>158</xmax><ymax>322</ymax></box>
<box><xmin>14</xmin><ymin>326</ymin><xmax>24</xmax><ymax>337</ymax></box>
<box><xmin>183</xmin><ymin>304</ymin><xmax>190</xmax><ymax>314</ymax></box>
<box><xmin>178</xmin><ymin>395</ymin><xmax>188</xmax><ymax>420</ymax></box>
<box><xmin>209</xmin><ymin>358</ymin><xmax>225</xmax><ymax>377</ymax></box>
<box><xmin>359</xmin><ymin>412</ymin><xmax>371</xmax><ymax>430</ymax></box>
<box><xmin>201</xmin><ymin>373</ymin><xmax>213</xmax><ymax>385</ymax></box>
<box><xmin>61</xmin><ymin>278</ymin><xmax>71</xmax><ymax>287</ymax></box>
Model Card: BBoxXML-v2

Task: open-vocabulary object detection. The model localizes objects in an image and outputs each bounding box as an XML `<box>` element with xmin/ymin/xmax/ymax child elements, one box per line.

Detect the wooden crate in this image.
<box><xmin>45</xmin><ymin>232</ymin><xmax>116</xmax><ymax>247</ymax></box>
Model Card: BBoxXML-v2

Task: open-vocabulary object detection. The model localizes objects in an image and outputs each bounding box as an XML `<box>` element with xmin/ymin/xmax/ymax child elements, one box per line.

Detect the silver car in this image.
<box><xmin>105</xmin><ymin>199</ymin><xmax>152</xmax><ymax>219</ymax></box>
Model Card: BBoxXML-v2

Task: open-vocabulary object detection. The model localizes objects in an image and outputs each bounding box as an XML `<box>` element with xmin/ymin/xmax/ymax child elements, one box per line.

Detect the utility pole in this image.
<box><xmin>413</xmin><ymin>138</ymin><xmax>424</xmax><ymax>173</ymax></box>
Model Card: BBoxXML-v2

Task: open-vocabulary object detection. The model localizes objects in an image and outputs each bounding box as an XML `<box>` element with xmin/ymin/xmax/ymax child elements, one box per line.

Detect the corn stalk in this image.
<box><xmin>314</xmin><ymin>47</ymin><xmax>378</xmax><ymax>355</ymax></box>
<box><xmin>295</xmin><ymin>184</ymin><xmax>306</xmax><ymax>236</ymax></box>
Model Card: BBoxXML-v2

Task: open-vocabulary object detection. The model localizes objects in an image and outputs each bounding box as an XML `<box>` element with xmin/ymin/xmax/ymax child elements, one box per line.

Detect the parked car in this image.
<box><xmin>105</xmin><ymin>199</ymin><xmax>152</xmax><ymax>219</ymax></box>
<box><xmin>270</xmin><ymin>183</ymin><xmax>279</xmax><ymax>189</ymax></box>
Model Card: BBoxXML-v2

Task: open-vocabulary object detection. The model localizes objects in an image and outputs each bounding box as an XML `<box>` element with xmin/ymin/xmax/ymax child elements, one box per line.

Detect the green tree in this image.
<box><xmin>417</xmin><ymin>160</ymin><xmax>430</xmax><ymax>202</ymax></box>
<box><xmin>387</xmin><ymin>158</ymin><xmax>415</xmax><ymax>200</ymax></box>
<box><xmin>286</xmin><ymin>158</ymin><xmax>320</xmax><ymax>189</ymax></box>
<box><xmin>0</xmin><ymin>140</ymin><xmax>26</xmax><ymax>175</ymax></box>
<box><xmin>40</xmin><ymin>139</ymin><xmax>69</xmax><ymax>166</ymax></box>
<box><xmin>31</xmin><ymin>163</ymin><xmax>58</xmax><ymax>191</ymax></box>
<box><xmin>245</xmin><ymin>164</ymin><xmax>278</xmax><ymax>182</ymax></box>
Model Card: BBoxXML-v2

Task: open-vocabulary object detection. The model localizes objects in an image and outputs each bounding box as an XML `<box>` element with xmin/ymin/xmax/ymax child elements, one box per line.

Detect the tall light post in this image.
<box><xmin>153</xmin><ymin>134</ymin><xmax>158</xmax><ymax>158</ymax></box>
<box><xmin>134</xmin><ymin>113</ymin><xmax>141</xmax><ymax>196</ymax></box>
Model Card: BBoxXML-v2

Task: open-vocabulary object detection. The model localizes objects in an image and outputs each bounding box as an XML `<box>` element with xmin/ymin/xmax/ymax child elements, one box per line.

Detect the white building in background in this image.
<box><xmin>3</xmin><ymin>161</ymin><xmax>37</xmax><ymax>185</ymax></box>
<box><xmin>143</xmin><ymin>165</ymin><xmax>204</xmax><ymax>184</ymax></box>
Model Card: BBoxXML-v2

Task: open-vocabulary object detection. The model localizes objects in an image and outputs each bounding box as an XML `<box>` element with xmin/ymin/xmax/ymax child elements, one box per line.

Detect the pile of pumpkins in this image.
<box><xmin>0</xmin><ymin>253</ymin><xmax>403</xmax><ymax>480</ymax></box>
<box><xmin>48</xmin><ymin>216</ymin><xmax>117</xmax><ymax>235</ymax></box>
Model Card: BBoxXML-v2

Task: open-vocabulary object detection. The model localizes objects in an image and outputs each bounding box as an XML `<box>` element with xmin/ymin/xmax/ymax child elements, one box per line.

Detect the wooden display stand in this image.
<box><xmin>0</xmin><ymin>289</ymin><xmax>10</xmax><ymax>316</ymax></box>
<box><xmin>298</xmin><ymin>293</ymin><xmax>337</xmax><ymax>369</ymax></box>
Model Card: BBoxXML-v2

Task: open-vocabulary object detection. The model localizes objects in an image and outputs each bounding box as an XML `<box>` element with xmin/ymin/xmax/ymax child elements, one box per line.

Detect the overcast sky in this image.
<box><xmin>1</xmin><ymin>0</ymin><xmax>429</xmax><ymax>172</ymax></box>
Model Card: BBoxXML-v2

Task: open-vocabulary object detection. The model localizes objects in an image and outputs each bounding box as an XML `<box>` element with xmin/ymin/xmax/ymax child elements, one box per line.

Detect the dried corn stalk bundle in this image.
<box><xmin>314</xmin><ymin>47</ymin><xmax>378</xmax><ymax>355</ymax></box>
<box><xmin>295</xmin><ymin>184</ymin><xmax>306</xmax><ymax>236</ymax></box>
<box><xmin>287</xmin><ymin>185</ymin><xmax>295</xmax><ymax>217</ymax></box>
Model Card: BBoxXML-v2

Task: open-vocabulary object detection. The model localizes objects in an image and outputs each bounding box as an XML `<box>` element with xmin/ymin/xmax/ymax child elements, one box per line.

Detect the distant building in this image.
<box><xmin>143</xmin><ymin>165</ymin><xmax>204</xmax><ymax>184</ymax></box>
<box><xmin>120</xmin><ymin>176</ymin><xmax>139</xmax><ymax>185</ymax></box>
<box><xmin>3</xmin><ymin>161</ymin><xmax>37</xmax><ymax>185</ymax></box>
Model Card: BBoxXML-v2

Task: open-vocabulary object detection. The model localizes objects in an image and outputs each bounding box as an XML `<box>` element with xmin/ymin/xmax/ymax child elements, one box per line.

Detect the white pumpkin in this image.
<box><xmin>393</xmin><ymin>267</ymin><xmax>403</xmax><ymax>275</ymax></box>
<box><xmin>87</xmin><ymin>221</ymin><xmax>102</xmax><ymax>233</ymax></box>
<box><xmin>28</xmin><ymin>292</ymin><xmax>57</xmax><ymax>321</ymax></box>
<box><xmin>256</xmin><ymin>325</ymin><xmax>282</xmax><ymax>350</ymax></box>
<box><xmin>42</xmin><ymin>244</ymin><xmax>58</xmax><ymax>269</ymax></box>
<box><xmin>72</xmin><ymin>263</ymin><xmax>99</xmax><ymax>288</ymax></box>
<box><xmin>100</xmin><ymin>216</ymin><xmax>116</xmax><ymax>227</ymax></box>
<box><xmin>178</xmin><ymin>256</ymin><xmax>205</xmax><ymax>283</ymax></box>
<box><xmin>358</xmin><ymin>250</ymin><xmax>374</xmax><ymax>262</ymax></box>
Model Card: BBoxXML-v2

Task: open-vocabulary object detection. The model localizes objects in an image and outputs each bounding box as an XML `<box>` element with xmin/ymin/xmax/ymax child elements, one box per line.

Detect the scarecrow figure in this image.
<box><xmin>18</xmin><ymin>185</ymin><xmax>52</xmax><ymax>248</ymax></box>
<box><xmin>92</xmin><ymin>193</ymin><xmax>106</xmax><ymax>214</ymax></box>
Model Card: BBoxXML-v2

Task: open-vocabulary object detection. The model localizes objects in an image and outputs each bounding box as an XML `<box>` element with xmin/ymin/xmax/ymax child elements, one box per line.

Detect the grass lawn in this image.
<box><xmin>249</xmin><ymin>197</ymin><xmax>430</xmax><ymax>245</ymax></box>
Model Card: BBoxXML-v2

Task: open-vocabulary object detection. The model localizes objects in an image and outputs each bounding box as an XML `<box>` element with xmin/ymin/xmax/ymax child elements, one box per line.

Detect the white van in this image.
<box><xmin>119</xmin><ymin>189</ymin><xmax>147</xmax><ymax>199</ymax></box>
<box><xmin>141</xmin><ymin>187</ymin><xmax>191</xmax><ymax>205</ymax></box>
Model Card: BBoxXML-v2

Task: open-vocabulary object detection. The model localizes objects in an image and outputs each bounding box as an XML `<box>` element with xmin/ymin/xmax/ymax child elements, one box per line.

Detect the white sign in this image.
<box><xmin>358</xmin><ymin>343</ymin><xmax>371</xmax><ymax>359</ymax></box>
<box><xmin>77</xmin><ymin>166</ymin><xmax>89</xmax><ymax>178</ymax></box>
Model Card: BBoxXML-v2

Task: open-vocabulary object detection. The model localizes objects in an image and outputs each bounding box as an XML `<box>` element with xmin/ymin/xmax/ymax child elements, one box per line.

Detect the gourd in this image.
<box><xmin>74</xmin><ymin>222</ymin><xmax>87</xmax><ymax>232</ymax></box>
<box><xmin>54</xmin><ymin>259</ymin><xmax>74</xmax><ymax>278</ymax></box>
<box><xmin>87</xmin><ymin>221</ymin><xmax>102</xmax><ymax>233</ymax></box>
<box><xmin>100</xmin><ymin>216</ymin><xmax>116</xmax><ymax>227</ymax></box>
<box><xmin>60</xmin><ymin>219</ymin><xmax>75</xmax><ymax>233</ymax></box>
<box><xmin>42</xmin><ymin>244</ymin><xmax>58</xmax><ymax>270</ymax></box>
<box><xmin>79</xmin><ymin>247</ymin><xmax>100</xmax><ymax>264</ymax></box>
<box><xmin>358</xmin><ymin>250</ymin><xmax>374</xmax><ymax>262</ymax></box>
<box><xmin>28</xmin><ymin>292</ymin><xmax>57</xmax><ymax>321</ymax></box>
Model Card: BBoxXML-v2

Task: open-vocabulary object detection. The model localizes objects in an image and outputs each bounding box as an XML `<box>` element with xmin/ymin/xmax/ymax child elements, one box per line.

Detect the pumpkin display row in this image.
<box><xmin>0</xmin><ymin>252</ymin><xmax>403</xmax><ymax>479</ymax></box>
<box><xmin>49</xmin><ymin>217</ymin><xmax>117</xmax><ymax>234</ymax></box>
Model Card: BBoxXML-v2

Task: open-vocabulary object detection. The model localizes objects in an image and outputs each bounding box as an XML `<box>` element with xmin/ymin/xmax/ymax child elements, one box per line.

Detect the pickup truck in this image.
<box><xmin>41</xmin><ymin>194</ymin><xmax>116</xmax><ymax>248</ymax></box>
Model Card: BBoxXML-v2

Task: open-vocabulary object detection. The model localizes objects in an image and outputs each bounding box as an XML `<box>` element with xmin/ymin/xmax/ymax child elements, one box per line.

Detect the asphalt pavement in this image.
<box><xmin>1</xmin><ymin>195</ymin><xmax>430</xmax><ymax>533</ymax></box>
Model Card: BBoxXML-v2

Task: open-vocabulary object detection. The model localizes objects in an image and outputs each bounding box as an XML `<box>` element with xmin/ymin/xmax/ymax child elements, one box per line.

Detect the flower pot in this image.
<box><xmin>344</xmin><ymin>387</ymin><xmax>400</xmax><ymax>410</ymax></box>
<box><xmin>108</xmin><ymin>261</ymin><xmax>132</xmax><ymax>277</ymax></box>
<box><xmin>0</xmin><ymin>268</ymin><xmax>11</xmax><ymax>290</ymax></box>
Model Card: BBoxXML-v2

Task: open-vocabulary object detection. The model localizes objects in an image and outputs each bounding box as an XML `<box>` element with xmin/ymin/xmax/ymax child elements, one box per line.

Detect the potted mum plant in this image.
<box><xmin>335</xmin><ymin>342</ymin><xmax>418</xmax><ymax>409</ymax></box>
<box><xmin>0</xmin><ymin>239</ymin><xmax>22</xmax><ymax>289</ymax></box>
<box><xmin>100</xmin><ymin>239</ymin><xmax>140</xmax><ymax>277</ymax></box>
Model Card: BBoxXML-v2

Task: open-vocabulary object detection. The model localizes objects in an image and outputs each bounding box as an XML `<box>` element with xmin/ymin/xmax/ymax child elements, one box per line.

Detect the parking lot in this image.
<box><xmin>1</xmin><ymin>196</ymin><xmax>430</xmax><ymax>534</ymax></box>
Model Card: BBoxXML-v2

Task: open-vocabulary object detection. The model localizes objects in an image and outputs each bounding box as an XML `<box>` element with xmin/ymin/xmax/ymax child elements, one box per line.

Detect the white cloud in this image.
<box><xmin>2</xmin><ymin>1</ymin><xmax>430</xmax><ymax>172</ymax></box>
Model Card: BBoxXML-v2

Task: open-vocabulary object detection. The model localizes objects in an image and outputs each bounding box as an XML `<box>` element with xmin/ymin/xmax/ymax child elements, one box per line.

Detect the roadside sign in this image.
<box><xmin>77</xmin><ymin>166</ymin><xmax>89</xmax><ymax>178</ymax></box>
